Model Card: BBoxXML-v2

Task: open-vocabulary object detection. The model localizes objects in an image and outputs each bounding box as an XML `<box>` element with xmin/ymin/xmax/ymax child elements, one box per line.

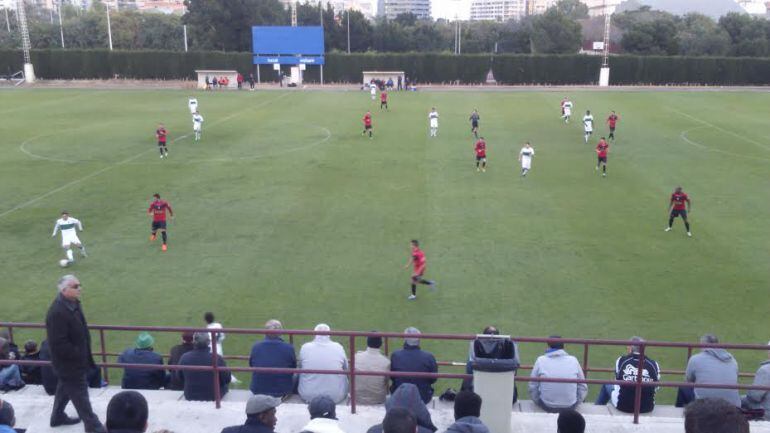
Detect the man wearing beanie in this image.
<box><xmin>222</xmin><ymin>394</ymin><xmax>281</xmax><ymax>433</ymax></box>
<box><xmin>0</xmin><ymin>399</ymin><xmax>16</xmax><ymax>433</ymax></box>
<box><xmin>117</xmin><ymin>332</ymin><xmax>166</xmax><ymax>390</ymax></box>
<box><xmin>105</xmin><ymin>391</ymin><xmax>148</xmax><ymax>433</ymax></box>
<box><xmin>446</xmin><ymin>391</ymin><xmax>489</xmax><ymax>433</ymax></box>
<box><xmin>390</xmin><ymin>327</ymin><xmax>438</xmax><ymax>404</ymax></box>
<box><xmin>300</xmin><ymin>395</ymin><xmax>346</xmax><ymax>433</ymax></box>
<box><xmin>354</xmin><ymin>334</ymin><xmax>390</xmax><ymax>404</ymax></box>
<box><xmin>167</xmin><ymin>332</ymin><xmax>194</xmax><ymax>391</ymax></box>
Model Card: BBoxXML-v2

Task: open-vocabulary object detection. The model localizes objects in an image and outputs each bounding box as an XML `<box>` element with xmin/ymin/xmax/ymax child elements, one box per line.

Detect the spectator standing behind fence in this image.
<box><xmin>46</xmin><ymin>274</ymin><xmax>106</xmax><ymax>433</ymax></box>
<box><xmin>0</xmin><ymin>337</ymin><xmax>23</xmax><ymax>391</ymax></box>
<box><xmin>742</xmin><ymin>340</ymin><xmax>770</xmax><ymax>419</ymax></box>
<box><xmin>594</xmin><ymin>336</ymin><xmax>660</xmax><ymax>413</ymax></box>
<box><xmin>222</xmin><ymin>394</ymin><xmax>281</xmax><ymax>433</ymax></box>
<box><xmin>0</xmin><ymin>399</ymin><xmax>17</xmax><ymax>433</ymax></box>
<box><xmin>299</xmin><ymin>395</ymin><xmax>346</xmax><ymax>433</ymax></box>
<box><xmin>117</xmin><ymin>332</ymin><xmax>167</xmax><ymax>390</ymax></box>
<box><xmin>178</xmin><ymin>332</ymin><xmax>231</xmax><ymax>401</ymax></box>
<box><xmin>366</xmin><ymin>383</ymin><xmax>437</xmax><ymax>433</ymax></box>
<box><xmin>557</xmin><ymin>409</ymin><xmax>585</xmax><ymax>433</ymax></box>
<box><xmin>167</xmin><ymin>332</ymin><xmax>194</xmax><ymax>391</ymax></box>
<box><xmin>676</xmin><ymin>334</ymin><xmax>740</xmax><ymax>408</ymax></box>
<box><xmin>685</xmin><ymin>398</ymin><xmax>748</xmax><ymax>433</ymax></box>
<box><xmin>354</xmin><ymin>334</ymin><xmax>390</xmax><ymax>405</ymax></box>
<box><xmin>445</xmin><ymin>391</ymin><xmax>489</xmax><ymax>433</ymax></box>
<box><xmin>298</xmin><ymin>324</ymin><xmax>349</xmax><ymax>404</ymax></box>
<box><xmin>105</xmin><ymin>391</ymin><xmax>148</xmax><ymax>433</ymax></box>
<box><xmin>237</xmin><ymin>73</ymin><xmax>244</xmax><ymax>89</ymax></box>
<box><xmin>390</xmin><ymin>327</ymin><xmax>437</xmax><ymax>404</ymax></box>
<box><xmin>528</xmin><ymin>336</ymin><xmax>587</xmax><ymax>413</ymax></box>
<box><xmin>21</xmin><ymin>340</ymin><xmax>42</xmax><ymax>385</ymax></box>
<box><xmin>249</xmin><ymin>319</ymin><xmax>297</xmax><ymax>398</ymax></box>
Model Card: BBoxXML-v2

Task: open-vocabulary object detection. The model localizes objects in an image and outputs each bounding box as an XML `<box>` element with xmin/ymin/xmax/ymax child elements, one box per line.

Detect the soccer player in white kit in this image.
<box><xmin>370</xmin><ymin>83</ymin><xmax>377</xmax><ymax>100</ymax></box>
<box><xmin>428</xmin><ymin>107</ymin><xmax>439</xmax><ymax>137</ymax></box>
<box><xmin>561</xmin><ymin>98</ymin><xmax>573</xmax><ymax>123</ymax></box>
<box><xmin>192</xmin><ymin>111</ymin><xmax>204</xmax><ymax>141</ymax></box>
<box><xmin>188</xmin><ymin>97</ymin><xmax>198</xmax><ymax>114</ymax></box>
<box><xmin>519</xmin><ymin>142</ymin><xmax>535</xmax><ymax>177</ymax></box>
<box><xmin>51</xmin><ymin>211</ymin><xmax>86</xmax><ymax>264</ymax></box>
<box><xmin>583</xmin><ymin>110</ymin><xmax>594</xmax><ymax>143</ymax></box>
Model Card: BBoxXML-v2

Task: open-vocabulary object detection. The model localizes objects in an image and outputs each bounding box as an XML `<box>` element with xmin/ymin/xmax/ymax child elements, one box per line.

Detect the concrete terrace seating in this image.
<box><xmin>4</xmin><ymin>385</ymin><xmax>770</xmax><ymax>433</ymax></box>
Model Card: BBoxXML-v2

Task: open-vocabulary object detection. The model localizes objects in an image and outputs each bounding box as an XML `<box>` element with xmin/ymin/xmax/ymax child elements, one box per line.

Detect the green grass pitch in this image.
<box><xmin>1</xmin><ymin>88</ymin><xmax>769</xmax><ymax>402</ymax></box>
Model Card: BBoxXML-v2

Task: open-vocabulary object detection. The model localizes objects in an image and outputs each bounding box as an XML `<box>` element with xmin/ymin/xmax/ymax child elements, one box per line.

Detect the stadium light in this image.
<box><xmin>598</xmin><ymin>0</ymin><xmax>611</xmax><ymax>87</ymax></box>
<box><xmin>57</xmin><ymin>0</ymin><xmax>64</xmax><ymax>48</ymax></box>
<box><xmin>15</xmin><ymin>0</ymin><xmax>34</xmax><ymax>83</ymax></box>
<box><xmin>5</xmin><ymin>8</ymin><xmax>10</xmax><ymax>33</ymax></box>
<box><xmin>106</xmin><ymin>2</ymin><xmax>113</xmax><ymax>50</ymax></box>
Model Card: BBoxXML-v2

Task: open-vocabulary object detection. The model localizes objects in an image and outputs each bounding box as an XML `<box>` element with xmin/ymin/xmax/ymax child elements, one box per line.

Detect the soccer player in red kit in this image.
<box><xmin>474</xmin><ymin>137</ymin><xmax>487</xmax><ymax>172</ymax></box>
<box><xmin>148</xmin><ymin>193</ymin><xmax>174</xmax><ymax>251</ymax></box>
<box><xmin>606</xmin><ymin>111</ymin><xmax>619</xmax><ymax>141</ymax></box>
<box><xmin>362</xmin><ymin>111</ymin><xmax>373</xmax><ymax>139</ymax></box>
<box><xmin>666</xmin><ymin>187</ymin><xmax>692</xmax><ymax>237</ymax></box>
<box><xmin>156</xmin><ymin>124</ymin><xmax>168</xmax><ymax>159</ymax></box>
<box><xmin>404</xmin><ymin>240</ymin><xmax>435</xmax><ymax>300</ymax></box>
<box><xmin>596</xmin><ymin>137</ymin><xmax>609</xmax><ymax>177</ymax></box>
<box><xmin>380</xmin><ymin>91</ymin><xmax>388</xmax><ymax>110</ymax></box>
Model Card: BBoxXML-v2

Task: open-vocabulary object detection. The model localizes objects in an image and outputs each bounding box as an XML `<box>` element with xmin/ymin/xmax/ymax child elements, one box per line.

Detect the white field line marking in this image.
<box><xmin>669</xmin><ymin>107</ymin><xmax>770</xmax><ymax>152</ymax></box>
<box><xmin>680</xmin><ymin>127</ymin><xmax>770</xmax><ymax>163</ymax></box>
<box><xmin>1</xmin><ymin>92</ymin><xmax>291</xmax><ymax>219</ymax></box>
<box><xmin>19</xmin><ymin>135</ymin><xmax>82</xmax><ymax>163</ymax></box>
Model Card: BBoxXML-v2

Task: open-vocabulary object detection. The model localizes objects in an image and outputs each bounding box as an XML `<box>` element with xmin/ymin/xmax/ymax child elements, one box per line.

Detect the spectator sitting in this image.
<box><xmin>381</xmin><ymin>408</ymin><xmax>414</xmax><ymax>433</ymax></box>
<box><xmin>0</xmin><ymin>337</ymin><xmax>24</xmax><ymax>391</ymax></box>
<box><xmin>249</xmin><ymin>319</ymin><xmax>296</xmax><ymax>398</ymax></box>
<box><xmin>367</xmin><ymin>383</ymin><xmax>437</xmax><ymax>433</ymax></box>
<box><xmin>446</xmin><ymin>390</ymin><xmax>489</xmax><ymax>433</ymax></box>
<box><xmin>462</xmin><ymin>326</ymin><xmax>519</xmax><ymax>403</ymax></box>
<box><xmin>221</xmin><ymin>394</ymin><xmax>281</xmax><ymax>433</ymax></box>
<box><xmin>354</xmin><ymin>334</ymin><xmax>390</xmax><ymax>405</ymax></box>
<box><xmin>742</xmin><ymin>339</ymin><xmax>770</xmax><ymax>419</ymax></box>
<box><xmin>118</xmin><ymin>332</ymin><xmax>167</xmax><ymax>390</ymax></box>
<box><xmin>390</xmin><ymin>327</ymin><xmax>437</xmax><ymax>404</ymax></box>
<box><xmin>676</xmin><ymin>334</ymin><xmax>740</xmax><ymax>408</ymax></box>
<box><xmin>299</xmin><ymin>395</ymin><xmax>345</xmax><ymax>433</ymax></box>
<box><xmin>167</xmin><ymin>332</ymin><xmax>194</xmax><ymax>391</ymax></box>
<box><xmin>528</xmin><ymin>336</ymin><xmax>587</xmax><ymax>413</ymax></box>
<box><xmin>298</xmin><ymin>324</ymin><xmax>349</xmax><ymax>404</ymax></box>
<box><xmin>178</xmin><ymin>332</ymin><xmax>231</xmax><ymax>401</ymax></box>
<box><xmin>557</xmin><ymin>409</ymin><xmax>585</xmax><ymax>433</ymax></box>
<box><xmin>685</xmin><ymin>398</ymin><xmax>748</xmax><ymax>433</ymax></box>
<box><xmin>20</xmin><ymin>340</ymin><xmax>42</xmax><ymax>385</ymax></box>
<box><xmin>0</xmin><ymin>399</ymin><xmax>16</xmax><ymax>433</ymax></box>
<box><xmin>0</xmin><ymin>332</ymin><xmax>19</xmax><ymax>361</ymax></box>
<box><xmin>594</xmin><ymin>336</ymin><xmax>660</xmax><ymax>413</ymax></box>
<box><xmin>106</xmin><ymin>390</ymin><xmax>148</xmax><ymax>433</ymax></box>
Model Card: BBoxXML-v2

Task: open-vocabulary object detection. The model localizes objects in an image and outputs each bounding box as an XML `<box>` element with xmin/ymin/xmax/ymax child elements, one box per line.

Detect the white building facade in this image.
<box><xmin>377</xmin><ymin>0</ymin><xmax>431</xmax><ymax>19</ymax></box>
<box><xmin>470</xmin><ymin>0</ymin><xmax>526</xmax><ymax>21</ymax></box>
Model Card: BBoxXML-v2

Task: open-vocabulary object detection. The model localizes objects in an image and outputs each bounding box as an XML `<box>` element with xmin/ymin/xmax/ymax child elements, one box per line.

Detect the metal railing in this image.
<box><xmin>2</xmin><ymin>321</ymin><xmax>769</xmax><ymax>424</ymax></box>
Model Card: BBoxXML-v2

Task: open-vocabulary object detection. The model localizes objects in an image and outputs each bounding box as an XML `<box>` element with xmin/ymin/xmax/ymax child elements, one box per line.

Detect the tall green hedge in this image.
<box><xmin>1</xmin><ymin>49</ymin><xmax>770</xmax><ymax>85</ymax></box>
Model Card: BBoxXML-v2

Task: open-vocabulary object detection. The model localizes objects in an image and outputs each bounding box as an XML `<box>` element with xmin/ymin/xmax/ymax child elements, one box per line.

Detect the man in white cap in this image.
<box><xmin>221</xmin><ymin>394</ymin><xmax>281</xmax><ymax>433</ymax></box>
<box><xmin>298</xmin><ymin>324</ymin><xmax>349</xmax><ymax>404</ymax></box>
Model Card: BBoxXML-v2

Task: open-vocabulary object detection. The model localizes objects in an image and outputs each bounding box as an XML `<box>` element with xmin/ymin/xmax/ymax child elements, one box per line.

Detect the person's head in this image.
<box><xmin>382</xmin><ymin>407</ymin><xmax>417</xmax><ymax>433</ymax></box>
<box><xmin>482</xmin><ymin>326</ymin><xmax>499</xmax><ymax>335</ymax></box>
<box><xmin>135</xmin><ymin>332</ymin><xmax>154</xmax><ymax>351</ymax></box>
<box><xmin>61</xmin><ymin>211</ymin><xmax>69</xmax><ymax>220</ymax></box>
<box><xmin>453</xmin><ymin>390</ymin><xmax>482</xmax><ymax>420</ymax></box>
<box><xmin>308</xmin><ymin>395</ymin><xmax>337</xmax><ymax>420</ymax></box>
<box><xmin>367</xmin><ymin>333</ymin><xmax>383</xmax><ymax>349</ymax></box>
<box><xmin>547</xmin><ymin>335</ymin><xmax>564</xmax><ymax>350</ymax></box>
<box><xmin>700</xmin><ymin>334</ymin><xmax>719</xmax><ymax>345</ymax></box>
<box><xmin>684</xmin><ymin>398</ymin><xmax>749</xmax><ymax>433</ymax></box>
<box><xmin>627</xmin><ymin>336</ymin><xmax>644</xmax><ymax>354</ymax></box>
<box><xmin>181</xmin><ymin>332</ymin><xmax>194</xmax><ymax>344</ymax></box>
<box><xmin>192</xmin><ymin>332</ymin><xmax>210</xmax><ymax>350</ymax></box>
<box><xmin>611</xmin><ymin>110</ymin><xmax>615</xmax><ymax>114</ymax></box>
<box><xmin>431</xmin><ymin>107</ymin><xmax>436</xmax><ymax>111</ymax></box>
<box><xmin>204</xmin><ymin>312</ymin><xmax>215</xmax><ymax>324</ymax></box>
<box><xmin>153</xmin><ymin>193</ymin><xmax>160</xmax><ymax>200</ymax></box>
<box><xmin>245</xmin><ymin>394</ymin><xmax>281</xmax><ymax>429</ymax></box>
<box><xmin>404</xmin><ymin>327</ymin><xmax>420</xmax><ymax>347</ymax></box>
<box><xmin>675</xmin><ymin>186</ymin><xmax>683</xmax><ymax>193</ymax></box>
<box><xmin>57</xmin><ymin>274</ymin><xmax>82</xmax><ymax>301</ymax></box>
<box><xmin>601</xmin><ymin>136</ymin><xmax>606</xmax><ymax>141</ymax></box>
<box><xmin>586</xmin><ymin>110</ymin><xmax>591</xmax><ymax>115</ymax></box>
<box><xmin>479</xmin><ymin>136</ymin><xmax>485</xmax><ymax>141</ymax></box>
<box><xmin>158</xmin><ymin>123</ymin><xmax>163</xmax><ymax>128</ymax></box>
<box><xmin>557</xmin><ymin>409</ymin><xmax>585</xmax><ymax>433</ymax></box>
<box><xmin>525</xmin><ymin>141</ymin><xmax>531</xmax><ymax>147</ymax></box>
<box><xmin>106</xmin><ymin>391</ymin><xmax>148</xmax><ymax>432</ymax></box>
<box><xmin>473</xmin><ymin>109</ymin><xmax>478</xmax><ymax>113</ymax></box>
<box><xmin>0</xmin><ymin>399</ymin><xmax>15</xmax><ymax>428</ymax></box>
<box><xmin>24</xmin><ymin>340</ymin><xmax>38</xmax><ymax>355</ymax></box>
<box><xmin>265</xmin><ymin>319</ymin><xmax>283</xmax><ymax>339</ymax></box>
<box><xmin>410</xmin><ymin>239</ymin><xmax>419</xmax><ymax>248</ymax></box>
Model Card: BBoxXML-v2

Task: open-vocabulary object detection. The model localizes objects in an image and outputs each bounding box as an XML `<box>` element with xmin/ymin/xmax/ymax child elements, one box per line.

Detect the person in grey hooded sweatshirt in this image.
<box><xmin>676</xmin><ymin>334</ymin><xmax>740</xmax><ymax>408</ymax></box>
<box><xmin>445</xmin><ymin>391</ymin><xmax>490</xmax><ymax>433</ymax></box>
<box><xmin>367</xmin><ymin>383</ymin><xmax>438</xmax><ymax>433</ymax></box>
<box><xmin>742</xmin><ymin>340</ymin><xmax>770</xmax><ymax>419</ymax></box>
<box><xmin>528</xmin><ymin>336</ymin><xmax>587</xmax><ymax>412</ymax></box>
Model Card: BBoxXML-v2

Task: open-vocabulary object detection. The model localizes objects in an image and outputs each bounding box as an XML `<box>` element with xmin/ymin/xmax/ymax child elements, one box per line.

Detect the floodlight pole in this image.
<box><xmin>346</xmin><ymin>9</ymin><xmax>350</xmax><ymax>53</ymax></box>
<box><xmin>183</xmin><ymin>24</ymin><xmax>188</xmax><ymax>52</ymax></box>
<box><xmin>598</xmin><ymin>0</ymin><xmax>611</xmax><ymax>86</ymax></box>
<box><xmin>58</xmin><ymin>0</ymin><xmax>64</xmax><ymax>48</ymax></box>
<box><xmin>5</xmin><ymin>8</ymin><xmax>10</xmax><ymax>33</ymax></box>
<box><xmin>106</xmin><ymin>3</ymin><xmax>113</xmax><ymax>50</ymax></box>
<box><xmin>16</xmin><ymin>0</ymin><xmax>35</xmax><ymax>83</ymax></box>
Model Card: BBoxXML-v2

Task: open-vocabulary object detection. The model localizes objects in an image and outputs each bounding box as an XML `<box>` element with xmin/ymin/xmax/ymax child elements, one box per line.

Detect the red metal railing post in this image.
<box><xmin>349</xmin><ymin>335</ymin><xmax>357</xmax><ymax>414</ymax></box>
<box><xmin>582</xmin><ymin>343</ymin><xmax>589</xmax><ymax>378</ymax></box>
<box><xmin>211</xmin><ymin>330</ymin><xmax>221</xmax><ymax>409</ymax></box>
<box><xmin>632</xmin><ymin>344</ymin><xmax>646</xmax><ymax>424</ymax></box>
<box><xmin>289</xmin><ymin>334</ymin><xmax>294</xmax><ymax>346</ymax></box>
<box><xmin>384</xmin><ymin>337</ymin><xmax>389</xmax><ymax>356</ymax></box>
<box><xmin>7</xmin><ymin>326</ymin><xmax>13</xmax><ymax>345</ymax></box>
<box><xmin>99</xmin><ymin>329</ymin><xmax>110</xmax><ymax>385</ymax></box>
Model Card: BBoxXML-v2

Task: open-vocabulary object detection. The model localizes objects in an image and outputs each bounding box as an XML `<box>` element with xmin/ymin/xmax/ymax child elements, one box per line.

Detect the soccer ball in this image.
<box><xmin>59</xmin><ymin>259</ymin><xmax>70</xmax><ymax>268</ymax></box>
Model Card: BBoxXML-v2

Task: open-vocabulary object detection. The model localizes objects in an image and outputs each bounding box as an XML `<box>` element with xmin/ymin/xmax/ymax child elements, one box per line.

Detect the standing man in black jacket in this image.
<box><xmin>45</xmin><ymin>275</ymin><xmax>106</xmax><ymax>433</ymax></box>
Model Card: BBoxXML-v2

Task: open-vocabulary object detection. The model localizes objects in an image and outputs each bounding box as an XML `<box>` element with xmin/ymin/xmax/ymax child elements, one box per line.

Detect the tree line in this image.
<box><xmin>0</xmin><ymin>0</ymin><xmax>768</xmax><ymax>57</ymax></box>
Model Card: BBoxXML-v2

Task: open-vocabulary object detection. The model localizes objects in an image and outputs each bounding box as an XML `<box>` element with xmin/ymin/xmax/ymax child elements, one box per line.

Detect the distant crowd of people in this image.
<box><xmin>204</xmin><ymin>73</ymin><xmax>256</xmax><ymax>91</ymax></box>
<box><xmin>0</xmin><ymin>274</ymin><xmax>766</xmax><ymax>433</ymax></box>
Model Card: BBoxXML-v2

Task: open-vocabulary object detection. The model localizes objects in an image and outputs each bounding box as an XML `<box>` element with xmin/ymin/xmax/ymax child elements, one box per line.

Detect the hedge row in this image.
<box><xmin>1</xmin><ymin>49</ymin><xmax>770</xmax><ymax>85</ymax></box>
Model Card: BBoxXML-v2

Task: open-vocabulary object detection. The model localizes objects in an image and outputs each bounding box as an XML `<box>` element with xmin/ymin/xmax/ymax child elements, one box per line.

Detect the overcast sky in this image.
<box><xmin>431</xmin><ymin>0</ymin><xmax>473</xmax><ymax>20</ymax></box>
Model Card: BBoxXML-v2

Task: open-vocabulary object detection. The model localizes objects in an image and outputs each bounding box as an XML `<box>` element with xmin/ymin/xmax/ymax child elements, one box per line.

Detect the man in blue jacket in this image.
<box><xmin>390</xmin><ymin>327</ymin><xmax>438</xmax><ymax>404</ymax></box>
<box><xmin>179</xmin><ymin>332</ymin><xmax>231</xmax><ymax>401</ymax></box>
<box><xmin>249</xmin><ymin>319</ymin><xmax>296</xmax><ymax>397</ymax></box>
<box><xmin>118</xmin><ymin>332</ymin><xmax>167</xmax><ymax>390</ymax></box>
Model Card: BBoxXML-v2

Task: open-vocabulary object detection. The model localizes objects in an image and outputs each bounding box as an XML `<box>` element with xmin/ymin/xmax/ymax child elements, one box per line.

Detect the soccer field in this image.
<box><xmin>1</xmin><ymin>88</ymin><xmax>769</xmax><ymax>401</ymax></box>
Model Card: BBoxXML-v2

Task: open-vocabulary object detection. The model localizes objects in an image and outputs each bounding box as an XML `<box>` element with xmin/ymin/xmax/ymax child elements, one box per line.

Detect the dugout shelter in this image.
<box><xmin>252</xmin><ymin>26</ymin><xmax>325</xmax><ymax>85</ymax></box>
